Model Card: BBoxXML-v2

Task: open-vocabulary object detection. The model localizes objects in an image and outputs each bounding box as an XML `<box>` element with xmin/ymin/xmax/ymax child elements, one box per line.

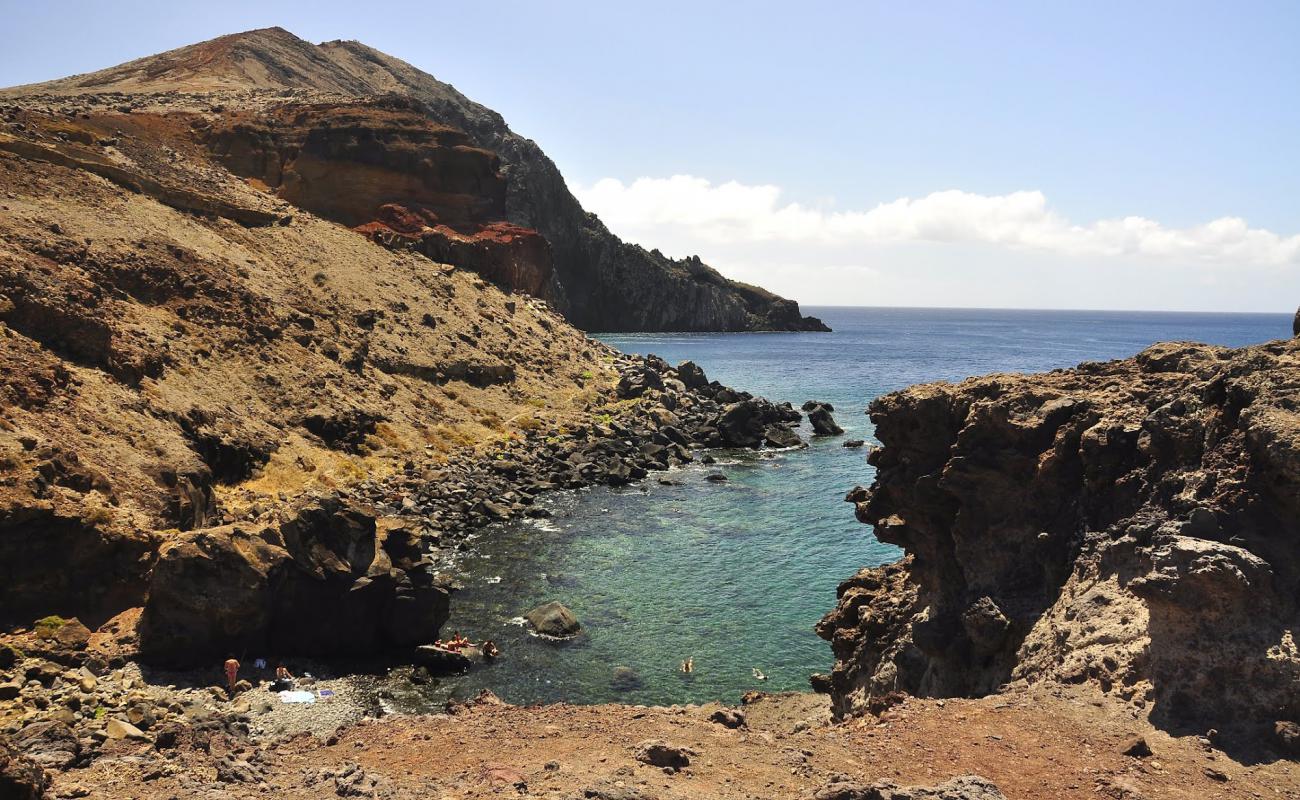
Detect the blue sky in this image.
<box><xmin>3</xmin><ymin>1</ymin><xmax>1298</xmax><ymax>311</ymax></box>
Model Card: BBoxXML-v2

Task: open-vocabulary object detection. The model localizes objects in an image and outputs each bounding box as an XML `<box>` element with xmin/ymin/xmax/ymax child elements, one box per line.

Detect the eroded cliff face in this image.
<box><xmin>1</xmin><ymin>27</ymin><xmax>828</xmax><ymax>332</ymax></box>
<box><xmin>204</xmin><ymin>97</ymin><xmax>554</xmax><ymax>298</ymax></box>
<box><xmin>819</xmin><ymin>339</ymin><xmax>1300</xmax><ymax>744</ymax></box>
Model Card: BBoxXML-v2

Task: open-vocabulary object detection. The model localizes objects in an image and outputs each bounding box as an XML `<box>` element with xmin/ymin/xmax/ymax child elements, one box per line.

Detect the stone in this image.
<box><xmin>139</xmin><ymin>499</ymin><xmax>450</xmax><ymax>664</ymax></box>
<box><xmin>632</xmin><ymin>740</ymin><xmax>695</xmax><ymax>769</ymax></box>
<box><xmin>708</xmin><ymin>709</ymin><xmax>746</xmax><ymax>729</ymax></box>
<box><xmin>53</xmin><ymin>619</ymin><xmax>92</xmax><ymax>650</ymax></box>
<box><xmin>843</xmin><ymin>439</ymin><xmax>866</xmax><ymax>448</ymax></box>
<box><xmin>1275</xmin><ymin>721</ymin><xmax>1300</xmax><ymax>755</ymax></box>
<box><xmin>610</xmin><ymin>666</ymin><xmax>644</xmax><ymax>692</ymax></box>
<box><xmin>75</xmin><ymin>668</ymin><xmax>96</xmax><ymax>693</ymax></box>
<box><xmin>763</xmin><ymin>424</ymin><xmax>804</xmax><ymax>449</ymax></box>
<box><xmin>675</xmin><ymin>361</ymin><xmax>709</xmax><ymax>390</ymax></box>
<box><xmin>412</xmin><ymin>645</ymin><xmax>471</xmax><ymax>674</ymax></box>
<box><xmin>0</xmin><ymin>734</ymin><xmax>50</xmax><ymax>800</ymax></box>
<box><xmin>105</xmin><ymin>718</ymin><xmax>148</xmax><ymax>741</ymax></box>
<box><xmin>524</xmin><ymin>601</ymin><xmax>581</xmax><ymax>638</ymax></box>
<box><xmin>807</xmin><ymin>403</ymin><xmax>844</xmax><ymax>436</ymax></box>
<box><xmin>705</xmin><ymin>473</ymin><xmax>728</xmax><ymax>483</ymax></box>
<box><xmin>0</xmin><ymin>683</ymin><xmax>20</xmax><ymax>701</ymax></box>
<box><xmin>1121</xmin><ymin>735</ymin><xmax>1152</xmax><ymax>757</ymax></box>
<box><xmin>813</xmin><ymin>775</ymin><xmax>1006</xmax><ymax>800</ymax></box>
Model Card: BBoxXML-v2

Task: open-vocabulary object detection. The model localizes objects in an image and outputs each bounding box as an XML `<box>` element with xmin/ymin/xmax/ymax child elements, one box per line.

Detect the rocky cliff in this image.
<box><xmin>2</xmin><ymin>27</ymin><xmax>829</xmax><ymax>333</ymax></box>
<box><xmin>0</xmin><ymin>97</ymin><xmax>612</xmax><ymax>648</ymax></box>
<box><xmin>818</xmin><ymin>338</ymin><xmax>1300</xmax><ymax>750</ymax></box>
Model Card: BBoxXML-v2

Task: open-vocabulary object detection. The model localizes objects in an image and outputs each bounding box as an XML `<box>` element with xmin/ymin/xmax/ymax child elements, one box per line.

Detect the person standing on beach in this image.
<box><xmin>224</xmin><ymin>655</ymin><xmax>240</xmax><ymax>696</ymax></box>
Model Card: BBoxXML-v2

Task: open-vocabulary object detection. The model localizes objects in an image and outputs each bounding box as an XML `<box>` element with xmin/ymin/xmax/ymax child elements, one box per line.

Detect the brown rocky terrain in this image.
<box><xmin>3</xmin><ymin>25</ymin><xmax>1299</xmax><ymax>800</ymax></box>
<box><xmin>820</xmin><ymin>337</ymin><xmax>1300</xmax><ymax>761</ymax></box>
<box><xmin>1</xmin><ymin>27</ymin><xmax>829</xmax><ymax>333</ymax></box>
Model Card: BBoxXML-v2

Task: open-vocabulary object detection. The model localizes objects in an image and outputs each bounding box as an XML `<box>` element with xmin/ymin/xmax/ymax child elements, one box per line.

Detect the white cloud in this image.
<box><xmin>574</xmin><ymin>176</ymin><xmax>1300</xmax><ymax>266</ymax></box>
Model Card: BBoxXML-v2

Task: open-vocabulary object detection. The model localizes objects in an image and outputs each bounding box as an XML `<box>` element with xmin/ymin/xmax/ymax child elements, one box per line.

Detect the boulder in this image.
<box><xmin>105</xmin><ymin>718</ymin><xmax>148</xmax><ymax>741</ymax></box>
<box><xmin>843</xmin><ymin>439</ymin><xmax>866</xmax><ymax>448</ymax></box>
<box><xmin>813</xmin><ymin>775</ymin><xmax>1005</xmax><ymax>800</ymax></box>
<box><xmin>140</xmin><ymin>499</ymin><xmax>450</xmax><ymax>665</ymax></box>
<box><xmin>1275</xmin><ymin>721</ymin><xmax>1300</xmax><ymax>755</ymax></box>
<box><xmin>708</xmin><ymin>708</ymin><xmax>746</xmax><ymax>729</ymax></box>
<box><xmin>807</xmin><ymin>403</ymin><xmax>844</xmax><ymax>436</ymax></box>
<box><xmin>610</xmin><ymin>666</ymin><xmax>644</xmax><ymax>692</ymax></box>
<box><xmin>412</xmin><ymin>645</ymin><xmax>472</xmax><ymax>674</ymax></box>
<box><xmin>53</xmin><ymin>618</ymin><xmax>92</xmax><ymax>650</ymax></box>
<box><xmin>524</xmin><ymin>601</ymin><xmax>581</xmax><ymax>638</ymax></box>
<box><xmin>11</xmin><ymin>721</ymin><xmax>80</xmax><ymax>769</ymax></box>
<box><xmin>617</xmin><ymin>367</ymin><xmax>664</xmax><ymax>399</ymax></box>
<box><xmin>0</xmin><ymin>735</ymin><xmax>50</xmax><ymax>800</ymax></box>
<box><xmin>632</xmin><ymin>739</ymin><xmax>695</xmax><ymax>769</ymax></box>
<box><xmin>675</xmin><ymin>361</ymin><xmax>709</xmax><ymax>390</ymax></box>
<box><xmin>763</xmin><ymin>424</ymin><xmax>804</xmax><ymax>449</ymax></box>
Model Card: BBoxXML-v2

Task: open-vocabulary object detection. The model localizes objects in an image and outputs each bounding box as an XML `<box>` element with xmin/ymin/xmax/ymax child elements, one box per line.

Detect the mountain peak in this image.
<box><xmin>1</xmin><ymin>26</ymin><xmax>376</xmax><ymax>96</ymax></box>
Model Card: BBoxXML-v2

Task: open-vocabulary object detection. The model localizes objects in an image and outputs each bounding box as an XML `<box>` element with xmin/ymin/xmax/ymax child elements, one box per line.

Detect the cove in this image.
<box><xmin>390</xmin><ymin>306</ymin><xmax>1291</xmax><ymax>709</ymax></box>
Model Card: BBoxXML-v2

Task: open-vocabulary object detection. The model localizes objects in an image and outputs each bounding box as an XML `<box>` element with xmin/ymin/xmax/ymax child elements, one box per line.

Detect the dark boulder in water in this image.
<box><xmin>763</xmin><ymin>424</ymin><xmax>805</xmax><ymax>449</ymax></box>
<box><xmin>525</xmin><ymin>601</ymin><xmax>581</xmax><ymax>638</ymax></box>
<box><xmin>806</xmin><ymin>403</ymin><xmax>844</xmax><ymax>436</ymax></box>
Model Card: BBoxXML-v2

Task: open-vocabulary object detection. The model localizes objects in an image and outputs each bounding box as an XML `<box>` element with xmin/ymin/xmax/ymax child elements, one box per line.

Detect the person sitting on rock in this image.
<box><xmin>273</xmin><ymin>664</ymin><xmax>295</xmax><ymax>691</ymax></box>
<box><xmin>481</xmin><ymin>640</ymin><xmax>500</xmax><ymax>660</ymax></box>
<box><xmin>224</xmin><ymin>655</ymin><xmax>240</xmax><ymax>696</ymax></box>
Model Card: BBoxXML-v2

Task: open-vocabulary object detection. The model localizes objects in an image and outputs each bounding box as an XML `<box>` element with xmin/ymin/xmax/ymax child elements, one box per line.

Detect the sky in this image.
<box><xmin>2</xmin><ymin>1</ymin><xmax>1298</xmax><ymax>311</ymax></box>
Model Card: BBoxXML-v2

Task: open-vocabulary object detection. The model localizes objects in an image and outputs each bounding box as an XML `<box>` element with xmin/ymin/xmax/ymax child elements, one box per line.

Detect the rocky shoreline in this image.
<box><xmin>0</xmin><ymin>353</ymin><xmax>840</xmax><ymax>792</ymax></box>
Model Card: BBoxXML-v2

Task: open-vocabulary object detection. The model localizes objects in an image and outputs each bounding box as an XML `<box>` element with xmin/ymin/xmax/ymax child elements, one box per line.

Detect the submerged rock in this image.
<box><xmin>524</xmin><ymin>601</ymin><xmax>581</xmax><ymax>638</ymax></box>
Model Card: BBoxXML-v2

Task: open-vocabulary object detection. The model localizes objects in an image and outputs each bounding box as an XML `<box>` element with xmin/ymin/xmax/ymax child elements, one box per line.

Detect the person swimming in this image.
<box><xmin>680</xmin><ymin>657</ymin><xmax>694</xmax><ymax>674</ymax></box>
<box><xmin>481</xmin><ymin>640</ymin><xmax>500</xmax><ymax>659</ymax></box>
<box><xmin>752</xmin><ymin>667</ymin><xmax>767</xmax><ymax>681</ymax></box>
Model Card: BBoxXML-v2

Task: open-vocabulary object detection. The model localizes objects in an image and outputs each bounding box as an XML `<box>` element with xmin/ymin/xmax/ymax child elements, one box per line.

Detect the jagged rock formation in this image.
<box><xmin>2</xmin><ymin>27</ymin><xmax>828</xmax><ymax>333</ymax></box>
<box><xmin>819</xmin><ymin>338</ymin><xmax>1300</xmax><ymax>747</ymax></box>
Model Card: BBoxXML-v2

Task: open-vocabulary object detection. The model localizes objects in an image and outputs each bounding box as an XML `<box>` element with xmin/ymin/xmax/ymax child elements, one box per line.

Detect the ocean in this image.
<box><xmin>393</xmin><ymin>307</ymin><xmax>1291</xmax><ymax>709</ymax></box>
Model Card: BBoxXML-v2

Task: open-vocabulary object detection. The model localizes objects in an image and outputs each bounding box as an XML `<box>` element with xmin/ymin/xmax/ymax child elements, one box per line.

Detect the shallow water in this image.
<box><xmin>396</xmin><ymin>307</ymin><xmax>1291</xmax><ymax>709</ymax></box>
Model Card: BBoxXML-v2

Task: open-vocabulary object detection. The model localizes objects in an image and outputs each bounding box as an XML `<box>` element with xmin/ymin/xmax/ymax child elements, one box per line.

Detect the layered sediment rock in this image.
<box><xmin>205</xmin><ymin>98</ymin><xmax>555</xmax><ymax>298</ymax></box>
<box><xmin>819</xmin><ymin>338</ymin><xmax>1300</xmax><ymax>745</ymax></box>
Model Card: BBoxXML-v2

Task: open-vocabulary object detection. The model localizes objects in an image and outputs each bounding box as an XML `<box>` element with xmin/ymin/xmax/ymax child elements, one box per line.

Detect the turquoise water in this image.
<box><xmin>404</xmin><ymin>307</ymin><xmax>1291</xmax><ymax>708</ymax></box>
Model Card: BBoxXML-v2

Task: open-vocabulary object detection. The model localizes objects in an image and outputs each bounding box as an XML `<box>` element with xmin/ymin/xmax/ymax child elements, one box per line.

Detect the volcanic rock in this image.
<box><xmin>806</xmin><ymin>403</ymin><xmax>844</xmax><ymax>436</ymax></box>
<box><xmin>818</xmin><ymin>338</ymin><xmax>1300</xmax><ymax>742</ymax></box>
<box><xmin>525</xmin><ymin>601</ymin><xmax>581</xmax><ymax>638</ymax></box>
<box><xmin>631</xmin><ymin>740</ymin><xmax>694</xmax><ymax>769</ymax></box>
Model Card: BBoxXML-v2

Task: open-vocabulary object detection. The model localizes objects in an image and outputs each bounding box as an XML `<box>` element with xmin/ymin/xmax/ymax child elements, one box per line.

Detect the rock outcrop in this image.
<box><xmin>819</xmin><ymin>338</ymin><xmax>1300</xmax><ymax>747</ymax></box>
<box><xmin>2</xmin><ymin>27</ymin><xmax>828</xmax><ymax>333</ymax></box>
<box><xmin>139</xmin><ymin>499</ymin><xmax>450</xmax><ymax>664</ymax></box>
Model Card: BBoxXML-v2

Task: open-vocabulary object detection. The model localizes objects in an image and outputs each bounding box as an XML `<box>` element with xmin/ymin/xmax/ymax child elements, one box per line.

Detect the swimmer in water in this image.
<box><xmin>680</xmin><ymin>657</ymin><xmax>694</xmax><ymax>674</ymax></box>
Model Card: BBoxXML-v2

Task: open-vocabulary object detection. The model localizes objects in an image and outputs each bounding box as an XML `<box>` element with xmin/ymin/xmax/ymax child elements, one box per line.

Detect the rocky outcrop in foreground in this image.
<box><xmin>2</xmin><ymin>27</ymin><xmax>829</xmax><ymax>333</ymax></box>
<box><xmin>819</xmin><ymin>338</ymin><xmax>1300</xmax><ymax>750</ymax></box>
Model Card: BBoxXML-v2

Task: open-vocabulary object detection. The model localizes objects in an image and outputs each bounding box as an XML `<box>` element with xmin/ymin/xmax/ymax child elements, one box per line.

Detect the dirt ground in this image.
<box><xmin>53</xmin><ymin>689</ymin><xmax>1299</xmax><ymax>799</ymax></box>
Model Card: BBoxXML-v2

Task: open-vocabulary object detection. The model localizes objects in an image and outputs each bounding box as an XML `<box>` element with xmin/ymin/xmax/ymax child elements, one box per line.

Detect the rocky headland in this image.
<box><xmin>820</xmin><ymin>337</ymin><xmax>1300</xmax><ymax>759</ymax></box>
